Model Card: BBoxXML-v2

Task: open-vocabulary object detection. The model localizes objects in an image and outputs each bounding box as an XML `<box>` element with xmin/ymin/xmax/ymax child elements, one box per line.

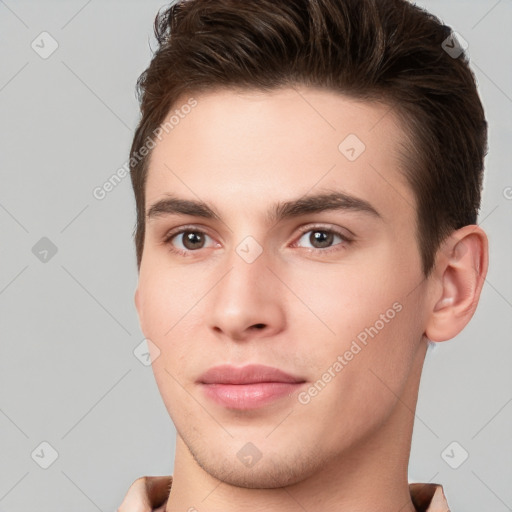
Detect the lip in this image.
<box><xmin>198</xmin><ymin>364</ymin><xmax>305</xmax><ymax>385</ymax></box>
<box><xmin>198</xmin><ymin>364</ymin><xmax>306</xmax><ymax>410</ymax></box>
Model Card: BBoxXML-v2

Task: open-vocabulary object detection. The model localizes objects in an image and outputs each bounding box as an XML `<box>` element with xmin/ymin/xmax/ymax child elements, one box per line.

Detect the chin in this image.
<box><xmin>189</xmin><ymin>443</ymin><xmax>323</xmax><ymax>489</ymax></box>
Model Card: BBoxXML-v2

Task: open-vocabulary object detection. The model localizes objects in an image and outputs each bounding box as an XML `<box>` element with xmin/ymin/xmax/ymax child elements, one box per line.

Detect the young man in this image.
<box><xmin>119</xmin><ymin>0</ymin><xmax>488</xmax><ymax>510</ymax></box>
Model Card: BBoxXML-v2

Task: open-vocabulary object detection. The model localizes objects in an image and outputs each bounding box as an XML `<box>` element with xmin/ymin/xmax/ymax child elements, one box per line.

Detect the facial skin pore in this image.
<box><xmin>134</xmin><ymin>87</ymin><xmax>488</xmax><ymax>512</ymax></box>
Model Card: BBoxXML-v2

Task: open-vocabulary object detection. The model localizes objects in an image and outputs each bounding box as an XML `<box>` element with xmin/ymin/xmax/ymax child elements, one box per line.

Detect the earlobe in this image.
<box><xmin>425</xmin><ymin>225</ymin><xmax>488</xmax><ymax>342</ymax></box>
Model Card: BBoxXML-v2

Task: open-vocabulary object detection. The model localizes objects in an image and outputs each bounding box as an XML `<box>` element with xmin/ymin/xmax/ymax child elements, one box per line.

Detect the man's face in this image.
<box><xmin>135</xmin><ymin>87</ymin><xmax>432</xmax><ymax>487</ymax></box>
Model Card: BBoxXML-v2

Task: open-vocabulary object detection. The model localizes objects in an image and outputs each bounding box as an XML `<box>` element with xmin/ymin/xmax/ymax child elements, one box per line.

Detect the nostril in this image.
<box><xmin>252</xmin><ymin>323</ymin><xmax>266</xmax><ymax>330</ymax></box>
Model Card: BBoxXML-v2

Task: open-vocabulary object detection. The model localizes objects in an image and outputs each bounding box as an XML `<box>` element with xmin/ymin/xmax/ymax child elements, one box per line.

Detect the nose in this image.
<box><xmin>206</xmin><ymin>247</ymin><xmax>286</xmax><ymax>342</ymax></box>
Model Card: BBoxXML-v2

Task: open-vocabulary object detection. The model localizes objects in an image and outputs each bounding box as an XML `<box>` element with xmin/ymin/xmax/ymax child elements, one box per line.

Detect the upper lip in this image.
<box><xmin>198</xmin><ymin>364</ymin><xmax>306</xmax><ymax>385</ymax></box>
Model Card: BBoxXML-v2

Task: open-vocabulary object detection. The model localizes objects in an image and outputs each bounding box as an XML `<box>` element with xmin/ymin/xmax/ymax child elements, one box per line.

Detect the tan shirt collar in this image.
<box><xmin>156</xmin><ymin>478</ymin><xmax>451</xmax><ymax>511</ymax></box>
<box><xmin>409</xmin><ymin>483</ymin><xmax>451</xmax><ymax>511</ymax></box>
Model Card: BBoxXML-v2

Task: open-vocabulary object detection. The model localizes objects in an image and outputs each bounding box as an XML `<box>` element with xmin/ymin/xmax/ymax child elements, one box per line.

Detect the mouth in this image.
<box><xmin>197</xmin><ymin>364</ymin><xmax>307</xmax><ymax>410</ymax></box>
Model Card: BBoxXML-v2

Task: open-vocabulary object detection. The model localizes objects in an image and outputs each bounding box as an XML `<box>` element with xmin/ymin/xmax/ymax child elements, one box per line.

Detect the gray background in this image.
<box><xmin>0</xmin><ymin>0</ymin><xmax>510</xmax><ymax>510</ymax></box>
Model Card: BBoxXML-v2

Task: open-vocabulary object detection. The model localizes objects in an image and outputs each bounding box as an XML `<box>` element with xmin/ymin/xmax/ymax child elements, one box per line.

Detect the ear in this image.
<box><xmin>425</xmin><ymin>225</ymin><xmax>488</xmax><ymax>342</ymax></box>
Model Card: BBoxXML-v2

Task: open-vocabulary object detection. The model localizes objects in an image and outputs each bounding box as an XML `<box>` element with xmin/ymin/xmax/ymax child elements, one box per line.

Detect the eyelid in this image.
<box><xmin>163</xmin><ymin>224</ymin><xmax>218</xmax><ymax>247</ymax></box>
<box><xmin>293</xmin><ymin>223</ymin><xmax>354</xmax><ymax>241</ymax></box>
<box><xmin>163</xmin><ymin>223</ymin><xmax>211</xmax><ymax>240</ymax></box>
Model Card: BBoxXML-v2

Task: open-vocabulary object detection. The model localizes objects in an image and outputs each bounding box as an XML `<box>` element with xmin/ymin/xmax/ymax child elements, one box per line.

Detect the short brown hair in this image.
<box><xmin>129</xmin><ymin>0</ymin><xmax>487</xmax><ymax>275</ymax></box>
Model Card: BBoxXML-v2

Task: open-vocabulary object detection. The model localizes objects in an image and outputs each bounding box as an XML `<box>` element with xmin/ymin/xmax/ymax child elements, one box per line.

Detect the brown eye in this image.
<box><xmin>296</xmin><ymin>228</ymin><xmax>347</xmax><ymax>251</ymax></box>
<box><xmin>309</xmin><ymin>230</ymin><xmax>335</xmax><ymax>248</ymax></box>
<box><xmin>294</xmin><ymin>226</ymin><xmax>352</xmax><ymax>256</ymax></box>
<box><xmin>180</xmin><ymin>231</ymin><xmax>206</xmax><ymax>250</ymax></box>
<box><xmin>164</xmin><ymin>228</ymin><xmax>215</xmax><ymax>256</ymax></box>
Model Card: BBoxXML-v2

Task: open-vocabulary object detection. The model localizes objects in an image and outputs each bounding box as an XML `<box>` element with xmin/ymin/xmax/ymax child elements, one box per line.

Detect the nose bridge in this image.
<box><xmin>217</xmin><ymin>224</ymin><xmax>271</xmax><ymax>293</ymax></box>
<box><xmin>217</xmin><ymin>240</ymin><xmax>272</xmax><ymax>308</ymax></box>
<box><xmin>206</xmin><ymin>239</ymin><xmax>285</xmax><ymax>339</ymax></box>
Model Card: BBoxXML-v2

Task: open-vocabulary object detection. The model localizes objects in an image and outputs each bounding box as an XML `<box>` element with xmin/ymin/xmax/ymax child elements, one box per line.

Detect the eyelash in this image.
<box><xmin>162</xmin><ymin>224</ymin><xmax>353</xmax><ymax>258</ymax></box>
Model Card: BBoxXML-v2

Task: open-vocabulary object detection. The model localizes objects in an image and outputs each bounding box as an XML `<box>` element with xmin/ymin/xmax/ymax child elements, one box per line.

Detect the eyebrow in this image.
<box><xmin>146</xmin><ymin>190</ymin><xmax>382</xmax><ymax>225</ymax></box>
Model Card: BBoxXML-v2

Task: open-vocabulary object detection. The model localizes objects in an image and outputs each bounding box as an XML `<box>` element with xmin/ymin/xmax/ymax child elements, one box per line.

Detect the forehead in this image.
<box><xmin>145</xmin><ymin>87</ymin><xmax>415</xmax><ymax>224</ymax></box>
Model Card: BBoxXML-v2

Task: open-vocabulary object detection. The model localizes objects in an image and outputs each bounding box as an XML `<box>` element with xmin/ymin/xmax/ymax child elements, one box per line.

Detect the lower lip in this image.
<box><xmin>200</xmin><ymin>382</ymin><xmax>304</xmax><ymax>410</ymax></box>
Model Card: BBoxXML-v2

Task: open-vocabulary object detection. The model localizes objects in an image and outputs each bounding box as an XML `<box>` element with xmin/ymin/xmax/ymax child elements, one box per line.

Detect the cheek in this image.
<box><xmin>288</xmin><ymin>259</ymin><xmax>406</xmax><ymax>340</ymax></box>
<box><xmin>297</xmin><ymin>302</ymin><xmax>423</xmax><ymax>444</ymax></box>
<box><xmin>137</xmin><ymin>259</ymin><xmax>203</xmax><ymax>339</ymax></box>
<box><xmin>136</xmin><ymin>270</ymin><xmax>200</xmax><ymax>385</ymax></box>
<box><xmin>293</xmin><ymin>254</ymin><xmax>424</xmax><ymax>384</ymax></box>
<box><xmin>137</xmin><ymin>272</ymin><xmax>197</xmax><ymax>413</ymax></box>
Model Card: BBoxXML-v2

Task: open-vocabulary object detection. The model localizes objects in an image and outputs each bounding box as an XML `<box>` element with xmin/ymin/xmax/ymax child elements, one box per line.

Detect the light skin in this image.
<box><xmin>123</xmin><ymin>87</ymin><xmax>488</xmax><ymax>512</ymax></box>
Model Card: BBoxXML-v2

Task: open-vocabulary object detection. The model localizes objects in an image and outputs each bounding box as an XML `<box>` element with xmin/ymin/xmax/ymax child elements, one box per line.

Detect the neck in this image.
<box><xmin>166</xmin><ymin>344</ymin><xmax>427</xmax><ymax>512</ymax></box>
